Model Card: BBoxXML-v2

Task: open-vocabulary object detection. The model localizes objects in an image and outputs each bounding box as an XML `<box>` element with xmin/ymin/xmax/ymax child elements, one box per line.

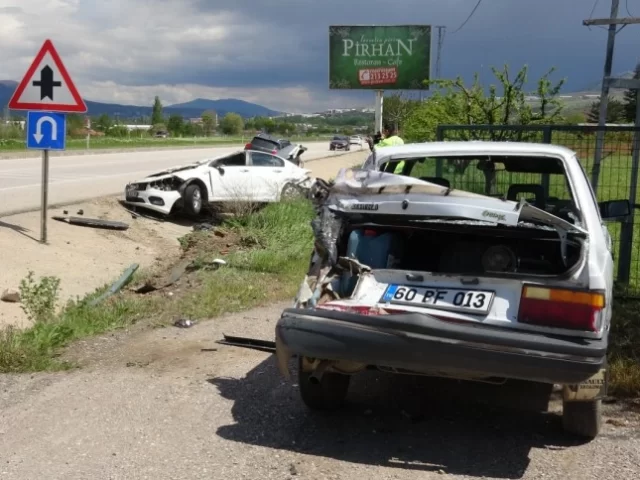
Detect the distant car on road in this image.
<box><xmin>124</xmin><ymin>150</ymin><xmax>313</xmax><ymax>217</ymax></box>
<box><xmin>349</xmin><ymin>135</ymin><xmax>363</xmax><ymax>146</ymax></box>
<box><xmin>245</xmin><ymin>133</ymin><xmax>307</xmax><ymax>167</ymax></box>
<box><xmin>329</xmin><ymin>135</ymin><xmax>350</xmax><ymax>151</ymax></box>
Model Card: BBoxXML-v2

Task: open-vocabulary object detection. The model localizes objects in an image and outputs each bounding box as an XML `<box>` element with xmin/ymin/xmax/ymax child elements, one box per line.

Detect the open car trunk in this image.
<box><xmin>302</xmin><ymin>169</ymin><xmax>592</xmax><ymax>334</ymax></box>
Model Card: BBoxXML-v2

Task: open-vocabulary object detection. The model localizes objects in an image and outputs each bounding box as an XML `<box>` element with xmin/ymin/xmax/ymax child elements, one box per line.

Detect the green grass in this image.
<box><xmin>0</xmin><ymin>135</ymin><xmax>328</xmax><ymax>152</ymax></box>
<box><xmin>0</xmin><ymin>199</ymin><xmax>315</xmax><ymax>373</ymax></box>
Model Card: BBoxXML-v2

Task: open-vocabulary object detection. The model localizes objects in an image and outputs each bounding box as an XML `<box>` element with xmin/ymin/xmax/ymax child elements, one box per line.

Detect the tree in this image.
<box><xmin>404</xmin><ymin>64</ymin><xmax>565</xmax><ymax>143</ymax></box>
<box><xmin>383</xmin><ymin>93</ymin><xmax>419</xmax><ymax>132</ymax></box>
<box><xmin>403</xmin><ymin>64</ymin><xmax>566</xmax><ymax>194</ymax></box>
<box><xmin>167</xmin><ymin>114</ymin><xmax>184</xmax><ymax>136</ymax></box>
<box><xmin>94</xmin><ymin>114</ymin><xmax>112</xmax><ymax>132</ymax></box>
<box><xmin>219</xmin><ymin>112</ymin><xmax>244</xmax><ymax>135</ymax></box>
<box><xmin>623</xmin><ymin>62</ymin><xmax>640</xmax><ymax>122</ymax></box>
<box><xmin>201</xmin><ymin>110</ymin><xmax>216</xmax><ymax>136</ymax></box>
<box><xmin>587</xmin><ymin>96</ymin><xmax>626</xmax><ymax>123</ymax></box>
<box><xmin>151</xmin><ymin>96</ymin><xmax>164</xmax><ymax>125</ymax></box>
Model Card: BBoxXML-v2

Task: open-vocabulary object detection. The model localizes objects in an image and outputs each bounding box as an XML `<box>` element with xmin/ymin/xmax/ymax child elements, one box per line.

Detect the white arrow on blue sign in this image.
<box><xmin>26</xmin><ymin>111</ymin><xmax>66</xmax><ymax>150</ymax></box>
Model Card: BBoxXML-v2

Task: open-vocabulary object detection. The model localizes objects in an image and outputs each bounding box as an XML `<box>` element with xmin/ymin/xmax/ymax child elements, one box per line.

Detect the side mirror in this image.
<box><xmin>216</xmin><ymin>166</ymin><xmax>225</xmax><ymax>176</ymax></box>
<box><xmin>599</xmin><ymin>199</ymin><xmax>631</xmax><ymax>219</ymax></box>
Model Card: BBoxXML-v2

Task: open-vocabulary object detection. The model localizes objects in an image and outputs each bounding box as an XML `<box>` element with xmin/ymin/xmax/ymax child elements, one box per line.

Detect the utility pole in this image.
<box><xmin>435</xmin><ymin>25</ymin><xmax>446</xmax><ymax>79</ymax></box>
<box><xmin>583</xmin><ymin>0</ymin><xmax>640</xmax><ymax>191</ymax></box>
<box><xmin>584</xmin><ymin>1</ymin><xmax>640</xmax><ymax>283</ymax></box>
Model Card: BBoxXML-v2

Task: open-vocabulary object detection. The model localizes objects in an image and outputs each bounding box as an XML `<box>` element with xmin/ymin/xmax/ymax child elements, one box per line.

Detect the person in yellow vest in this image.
<box><xmin>375</xmin><ymin>124</ymin><xmax>405</xmax><ymax>174</ymax></box>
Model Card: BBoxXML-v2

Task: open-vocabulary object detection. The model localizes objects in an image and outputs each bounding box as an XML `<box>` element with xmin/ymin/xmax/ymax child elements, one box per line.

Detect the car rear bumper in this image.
<box><xmin>275</xmin><ymin>308</ymin><xmax>608</xmax><ymax>385</ymax></box>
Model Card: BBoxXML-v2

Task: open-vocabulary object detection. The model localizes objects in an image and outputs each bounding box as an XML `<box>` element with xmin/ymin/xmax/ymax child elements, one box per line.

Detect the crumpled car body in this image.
<box><xmin>124</xmin><ymin>149</ymin><xmax>313</xmax><ymax>216</ymax></box>
<box><xmin>276</xmin><ymin>141</ymin><xmax>626</xmax><ymax>438</ymax></box>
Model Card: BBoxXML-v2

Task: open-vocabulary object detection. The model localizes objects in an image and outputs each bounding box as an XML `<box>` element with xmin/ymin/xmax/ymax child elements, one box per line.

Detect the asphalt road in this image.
<box><xmin>0</xmin><ymin>142</ymin><xmax>362</xmax><ymax>215</ymax></box>
<box><xmin>1</xmin><ymin>301</ymin><xmax>638</xmax><ymax>480</ymax></box>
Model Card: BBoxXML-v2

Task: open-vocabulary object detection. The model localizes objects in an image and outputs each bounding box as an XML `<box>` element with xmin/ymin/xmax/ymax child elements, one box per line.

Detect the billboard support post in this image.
<box><xmin>374</xmin><ymin>90</ymin><xmax>384</xmax><ymax>133</ymax></box>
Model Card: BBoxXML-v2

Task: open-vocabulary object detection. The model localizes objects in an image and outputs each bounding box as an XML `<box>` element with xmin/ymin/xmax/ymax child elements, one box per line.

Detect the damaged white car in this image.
<box><xmin>276</xmin><ymin>141</ymin><xmax>631</xmax><ymax>438</ymax></box>
<box><xmin>124</xmin><ymin>150</ymin><xmax>313</xmax><ymax>216</ymax></box>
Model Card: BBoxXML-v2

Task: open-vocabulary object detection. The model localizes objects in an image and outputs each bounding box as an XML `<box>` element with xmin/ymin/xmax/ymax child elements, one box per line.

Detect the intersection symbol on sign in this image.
<box><xmin>9</xmin><ymin>39</ymin><xmax>87</xmax><ymax>113</ymax></box>
<box><xmin>26</xmin><ymin>111</ymin><xmax>66</xmax><ymax>151</ymax></box>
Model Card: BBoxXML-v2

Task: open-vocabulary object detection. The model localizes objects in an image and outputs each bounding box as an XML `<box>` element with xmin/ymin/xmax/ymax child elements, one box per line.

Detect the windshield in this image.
<box><xmin>333</xmin><ymin>136</ymin><xmax>346</xmax><ymax>141</ymax></box>
<box><xmin>250</xmin><ymin>137</ymin><xmax>278</xmax><ymax>149</ymax></box>
<box><xmin>377</xmin><ymin>154</ymin><xmax>579</xmax><ymax>222</ymax></box>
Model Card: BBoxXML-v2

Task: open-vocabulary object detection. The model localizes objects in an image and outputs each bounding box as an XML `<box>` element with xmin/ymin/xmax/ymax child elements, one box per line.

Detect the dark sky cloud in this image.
<box><xmin>3</xmin><ymin>0</ymin><xmax>640</xmax><ymax>111</ymax></box>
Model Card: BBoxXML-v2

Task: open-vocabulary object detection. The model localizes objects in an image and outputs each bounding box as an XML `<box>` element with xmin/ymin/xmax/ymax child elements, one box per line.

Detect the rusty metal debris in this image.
<box><xmin>52</xmin><ymin>216</ymin><xmax>129</xmax><ymax>230</ymax></box>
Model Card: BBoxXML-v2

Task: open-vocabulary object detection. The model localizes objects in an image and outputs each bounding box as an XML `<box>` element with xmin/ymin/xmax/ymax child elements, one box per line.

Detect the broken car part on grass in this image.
<box><xmin>275</xmin><ymin>141</ymin><xmax>624</xmax><ymax>438</ymax></box>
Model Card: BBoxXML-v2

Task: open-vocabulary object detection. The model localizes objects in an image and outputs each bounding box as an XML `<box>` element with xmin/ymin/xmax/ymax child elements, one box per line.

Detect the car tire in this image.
<box><xmin>562</xmin><ymin>399</ymin><xmax>602</xmax><ymax>438</ymax></box>
<box><xmin>184</xmin><ymin>183</ymin><xmax>203</xmax><ymax>216</ymax></box>
<box><xmin>298</xmin><ymin>357</ymin><xmax>350</xmax><ymax>411</ymax></box>
<box><xmin>281</xmin><ymin>183</ymin><xmax>304</xmax><ymax>200</ymax></box>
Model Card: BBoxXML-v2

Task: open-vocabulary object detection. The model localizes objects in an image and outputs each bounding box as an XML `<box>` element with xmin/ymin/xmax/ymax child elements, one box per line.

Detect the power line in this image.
<box><xmin>588</xmin><ymin>0</ymin><xmax>609</xmax><ymax>30</ymax></box>
<box><xmin>449</xmin><ymin>0</ymin><xmax>483</xmax><ymax>35</ymax></box>
<box><xmin>626</xmin><ymin>0</ymin><xmax>634</xmax><ymax>16</ymax></box>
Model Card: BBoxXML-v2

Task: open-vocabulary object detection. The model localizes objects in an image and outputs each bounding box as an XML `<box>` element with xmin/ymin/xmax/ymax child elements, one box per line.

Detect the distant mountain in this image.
<box><xmin>577</xmin><ymin>71</ymin><xmax>635</xmax><ymax>93</ymax></box>
<box><xmin>0</xmin><ymin>81</ymin><xmax>282</xmax><ymax>119</ymax></box>
<box><xmin>168</xmin><ymin>98</ymin><xmax>280</xmax><ymax>117</ymax></box>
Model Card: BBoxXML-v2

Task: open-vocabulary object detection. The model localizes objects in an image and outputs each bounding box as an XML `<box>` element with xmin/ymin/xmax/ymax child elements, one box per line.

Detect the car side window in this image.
<box><xmin>251</xmin><ymin>152</ymin><xmax>284</xmax><ymax>167</ymax></box>
<box><xmin>212</xmin><ymin>152</ymin><xmax>246</xmax><ymax>167</ymax></box>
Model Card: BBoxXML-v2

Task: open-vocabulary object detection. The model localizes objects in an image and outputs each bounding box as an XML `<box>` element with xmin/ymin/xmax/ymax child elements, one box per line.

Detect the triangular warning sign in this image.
<box><xmin>9</xmin><ymin>39</ymin><xmax>87</xmax><ymax>113</ymax></box>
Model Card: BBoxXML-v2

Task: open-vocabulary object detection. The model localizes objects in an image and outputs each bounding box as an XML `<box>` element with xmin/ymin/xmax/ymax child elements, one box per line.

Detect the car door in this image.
<box><xmin>247</xmin><ymin>151</ymin><xmax>287</xmax><ymax>201</ymax></box>
<box><xmin>207</xmin><ymin>152</ymin><xmax>253</xmax><ymax>201</ymax></box>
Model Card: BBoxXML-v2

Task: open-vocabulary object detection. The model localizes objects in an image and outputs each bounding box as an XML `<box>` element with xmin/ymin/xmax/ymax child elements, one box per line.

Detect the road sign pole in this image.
<box><xmin>41</xmin><ymin>149</ymin><xmax>50</xmax><ymax>243</ymax></box>
<box><xmin>374</xmin><ymin>90</ymin><xmax>384</xmax><ymax>133</ymax></box>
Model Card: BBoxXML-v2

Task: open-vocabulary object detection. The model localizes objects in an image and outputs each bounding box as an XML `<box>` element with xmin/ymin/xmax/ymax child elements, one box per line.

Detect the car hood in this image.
<box><xmin>136</xmin><ymin>163</ymin><xmax>208</xmax><ymax>182</ymax></box>
<box><xmin>325</xmin><ymin>168</ymin><xmax>588</xmax><ymax>235</ymax></box>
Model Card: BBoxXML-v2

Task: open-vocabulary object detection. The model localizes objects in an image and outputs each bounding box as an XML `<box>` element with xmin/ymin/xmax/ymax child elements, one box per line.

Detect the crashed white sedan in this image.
<box><xmin>276</xmin><ymin>141</ymin><xmax>630</xmax><ymax>438</ymax></box>
<box><xmin>124</xmin><ymin>149</ymin><xmax>313</xmax><ymax>216</ymax></box>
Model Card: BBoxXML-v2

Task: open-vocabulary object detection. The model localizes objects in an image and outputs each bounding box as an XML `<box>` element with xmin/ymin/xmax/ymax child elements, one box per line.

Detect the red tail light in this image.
<box><xmin>316</xmin><ymin>304</ymin><xmax>403</xmax><ymax>315</ymax></box>
<box><xmin>245</xmin><ymin>143</ymin><xmax>252</xmax><ymax>149</ymax></box>
<box><xmin>271</xmin><ymin>149</ymin><xmax>277</xmax><ymax>154</ymax></box>
<box><xmin>517</xmin><ymin>285</ymin><xmax>605</xmax><ymax>332</ymax></box>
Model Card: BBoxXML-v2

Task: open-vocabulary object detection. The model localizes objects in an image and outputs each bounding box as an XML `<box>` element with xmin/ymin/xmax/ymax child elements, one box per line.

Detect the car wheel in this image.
<box><xmin>562</xmin><ymin>399</ymin><xmax>602</xmax><ymax>438</ymax></box>
<box><xmin>184</xmin><ymin>183</ymin><xmax>203</xmax><ymax>216</ymax></box>
<box><xmin>298</xmin><ymin>357</ymin><xmax>350</xmax><ymax>411</ymax></box>
<box><xmin>281</xmin><ymin>183</ymin><xmax>304</xmax><ymax>200</ymax></box>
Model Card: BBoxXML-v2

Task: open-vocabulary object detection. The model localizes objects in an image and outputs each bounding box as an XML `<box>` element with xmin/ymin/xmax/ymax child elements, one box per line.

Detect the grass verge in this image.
<box><xmin>608</xmin><ymin>299</ymin><xmax>640</xmax><ymax>397</ymax></box>
<box><xmin>0</xmin><ymin>199</ymin><xmax>315</xmax><ymax>373</ymax></box>
<box><xmin>0</xmin><ymin>135</ymin><xmax>327</xmax><ymax>152</ymax></box>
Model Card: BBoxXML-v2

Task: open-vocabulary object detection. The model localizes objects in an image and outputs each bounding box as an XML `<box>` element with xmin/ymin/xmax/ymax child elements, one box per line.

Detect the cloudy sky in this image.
<box><xmin>1</xmin><ymin>0</ymin><xmax>639</xmax><ymax>113</ymax></box>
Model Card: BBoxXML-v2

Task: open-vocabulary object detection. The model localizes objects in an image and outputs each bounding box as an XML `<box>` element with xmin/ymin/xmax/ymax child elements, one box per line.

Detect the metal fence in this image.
<box><xmin>435</xmin><ymin>124</ymin><xmax>640</xmax><ymax>298</ymax></box>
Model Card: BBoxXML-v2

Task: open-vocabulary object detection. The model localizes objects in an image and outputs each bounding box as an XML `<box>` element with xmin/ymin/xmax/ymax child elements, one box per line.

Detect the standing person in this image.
<box><xmin>375</xmin><ymin>124</ymin><xmax>405</xmax><ymax>173</ymax></box>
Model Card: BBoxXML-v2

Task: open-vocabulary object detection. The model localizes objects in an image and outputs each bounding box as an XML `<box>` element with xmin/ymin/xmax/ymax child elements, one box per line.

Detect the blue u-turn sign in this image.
<box><xmin>26</xmin><ymin>111</ymin><xmax>66</xmax><ymax>150</ymax></box>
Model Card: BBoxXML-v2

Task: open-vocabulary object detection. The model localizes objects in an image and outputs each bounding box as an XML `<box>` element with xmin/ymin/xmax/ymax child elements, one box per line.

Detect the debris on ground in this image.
<box><xmin>77</xmin><ymin>209</ymin><xmax>84</xmax><ymax>215</ymax></box>
<box><xmin>193</xmin><ymin>223</ymin><xmax>214</xmax><ymax>231</ymax></box>
<box><xmin>1</xmin><ymin>288</ymin><xmax>21</xmax><ymax>303</ymax></box>
<box><xmin>216</xmin><ymin>334</ymin><xmax>276</xmax><ymax>353</ymax></box>
<box><xmin>89</xmin><ymin>264</ymin><xmax>139</xmax><ymax>306</ymax></box>
<box><xmin>174</xmin><ymin>318</ymin><xmax>197</xmax><ymax>328</ymax></box>
<box><xmin>52</xmin><ymin>216</ymin><xmax>130</xmax><ymax>231</ymax></box>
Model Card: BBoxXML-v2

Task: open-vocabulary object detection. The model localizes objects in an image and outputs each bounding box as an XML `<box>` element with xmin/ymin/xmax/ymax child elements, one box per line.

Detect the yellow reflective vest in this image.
<box><xmin>374</xmin><ymin>135</ymin><xmax>405</xmax><ymax>173</ymax></box>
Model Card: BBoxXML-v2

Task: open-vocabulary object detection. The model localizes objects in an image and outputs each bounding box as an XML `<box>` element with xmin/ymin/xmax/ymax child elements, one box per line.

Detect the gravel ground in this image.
<box><xmin>0</xmin><ymin>301</ymin><xmax>639</xmax><ymax>480</ymax></box>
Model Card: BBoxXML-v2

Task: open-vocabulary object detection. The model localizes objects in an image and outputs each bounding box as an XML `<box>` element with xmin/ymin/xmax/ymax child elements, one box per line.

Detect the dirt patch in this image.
<box><xmin>0</xmin><ymin>196</ymin><xmax>191</xmax><ymax>328</ymax></box>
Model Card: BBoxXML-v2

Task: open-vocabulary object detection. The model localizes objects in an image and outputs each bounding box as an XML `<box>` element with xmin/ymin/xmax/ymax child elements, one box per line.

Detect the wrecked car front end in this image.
<box><xmin>276</xmin><ymin>168</ymin><xmax>607</xmax><ymax>391</ymax></box>
<box><xmin>125</xmin><ymin>175</ymin><xmax>185</xmax><ymax>215</ymax></box>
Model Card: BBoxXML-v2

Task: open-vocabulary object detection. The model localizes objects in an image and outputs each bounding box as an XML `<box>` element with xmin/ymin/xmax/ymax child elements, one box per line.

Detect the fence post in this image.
<box><xmin>616</xmin><ymin>100</ymin><xmax>640</xmax><ymax>284</ymax></box>
<box><xmin>541</xmin><ymin>126</ymin><xmax>552</xmax><ymax>198</ymax></box>
<box><xmin>435</xmin><ymin>125</ymin><xmax>444</xmax><ymax>177</ymax></box>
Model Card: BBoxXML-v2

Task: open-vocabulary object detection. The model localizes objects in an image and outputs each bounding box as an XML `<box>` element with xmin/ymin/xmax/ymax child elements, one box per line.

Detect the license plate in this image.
<box><xmin>381</xmin><ymin>284</ymin><xmax>495</xmax><ymax>314</ymax></box>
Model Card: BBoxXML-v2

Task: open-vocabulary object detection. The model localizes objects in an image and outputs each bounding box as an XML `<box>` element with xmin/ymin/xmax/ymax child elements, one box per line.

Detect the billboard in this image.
<box><xmin>329</xmin><ymin>25</ymin><xmax>431</xmax><ymax>90</ymax></box>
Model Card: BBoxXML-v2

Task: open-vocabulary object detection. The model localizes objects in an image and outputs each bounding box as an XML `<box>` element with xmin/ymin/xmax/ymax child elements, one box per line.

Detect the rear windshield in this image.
<box><xmin>378</xmin><ymin>154</ymin><xmax>578</xmax><ymax>219</ymax></box>
<box><xmin>250</xmin><ymin>137</ymin><xmax>278</xmax><ymax>149</ymax></box>
<box><xmin>333</xmin><ymin>136</ymin><xmax>347</xmax><ymax>140</ymax></box>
